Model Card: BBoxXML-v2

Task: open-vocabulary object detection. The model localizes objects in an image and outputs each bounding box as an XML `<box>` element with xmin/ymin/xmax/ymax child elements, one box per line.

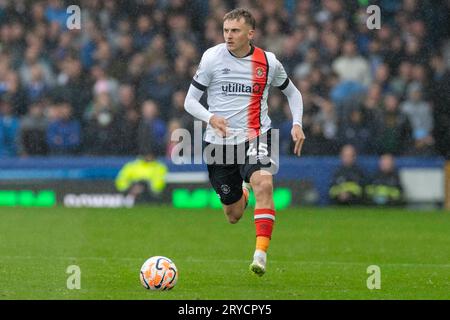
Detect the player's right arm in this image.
<box><xmin>184</xmin><ymin>50</ymin><xmax>228</xmax><ymax>137</ymax></box>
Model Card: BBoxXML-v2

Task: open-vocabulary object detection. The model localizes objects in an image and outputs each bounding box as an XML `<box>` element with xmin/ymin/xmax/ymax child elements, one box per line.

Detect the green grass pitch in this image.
<box><xmin>0</xmin><ymin>205</ymin><xmax>449</xmax><ymax>300</ymax></box>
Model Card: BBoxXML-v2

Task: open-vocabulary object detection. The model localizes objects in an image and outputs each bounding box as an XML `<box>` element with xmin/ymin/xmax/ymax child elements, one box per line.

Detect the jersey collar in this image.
<box><xmin>227</xmin><ymin>44</ymin><xmax>255</xmax><ymax>58</ymax></box>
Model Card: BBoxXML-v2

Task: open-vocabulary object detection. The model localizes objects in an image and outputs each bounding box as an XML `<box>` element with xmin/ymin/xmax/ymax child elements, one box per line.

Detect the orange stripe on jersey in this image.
<box><xmin>248</xmin><ymin>47</ymin><xmax>269</xmax><ymax>140</ymax></box>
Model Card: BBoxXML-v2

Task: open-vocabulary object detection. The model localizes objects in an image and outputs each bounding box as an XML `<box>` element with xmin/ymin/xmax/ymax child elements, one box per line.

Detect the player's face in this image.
<box><xmin>223</xmin><ymin>18</ymin><xmax>254</xmax><ymax>56</ymax></box>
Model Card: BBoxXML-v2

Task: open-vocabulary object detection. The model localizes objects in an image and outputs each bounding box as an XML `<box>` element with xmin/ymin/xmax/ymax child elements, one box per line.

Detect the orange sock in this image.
<box><xmin>254</xmin><ymin>208</ymin><xmax>275</xmax><ymax>252</ymax></box>
<box><xmin>256</xmin><ymin>236</ymin><xmax>270</xmax><ymax>252</ymax></box>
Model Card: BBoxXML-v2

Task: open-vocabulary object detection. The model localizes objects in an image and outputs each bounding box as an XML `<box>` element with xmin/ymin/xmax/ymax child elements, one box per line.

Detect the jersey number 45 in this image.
<box><xmin>247</xmin><ymin>142</ymin><xmax>269</xmax><ymax>157</ymax></box>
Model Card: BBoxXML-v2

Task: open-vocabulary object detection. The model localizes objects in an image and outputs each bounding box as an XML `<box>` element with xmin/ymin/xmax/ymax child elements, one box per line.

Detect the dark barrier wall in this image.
<box><xmin>0</xmin><ymin>156</ymin><xmax>445</xmax><ymax>205</ymax></box>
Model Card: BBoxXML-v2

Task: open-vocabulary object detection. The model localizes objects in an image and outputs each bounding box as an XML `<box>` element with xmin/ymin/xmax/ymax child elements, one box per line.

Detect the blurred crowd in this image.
<box><xmin>329</xmin><ymin>145</ymin><xmax>403</xmax><ymax>206</ymax></box>
<box><xmin>0</xmin><ymin>0</ymin><xmax>449</xmax><ymax>159</ymax></box>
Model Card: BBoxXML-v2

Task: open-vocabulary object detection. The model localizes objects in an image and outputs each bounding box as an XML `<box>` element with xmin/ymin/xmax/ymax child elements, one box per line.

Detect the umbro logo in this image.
<box><xmin>221</xmin><ymin>68</ymin><xmax>231</xmax><ymax>74</ymax></box>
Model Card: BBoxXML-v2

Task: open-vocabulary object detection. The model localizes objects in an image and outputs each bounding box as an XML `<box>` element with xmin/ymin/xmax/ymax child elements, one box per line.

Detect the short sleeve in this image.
<box><xmin>271</xmin><ymin>58</ymin><xmax>289</xmax><ymax>89</ymax></box>
<box><xmin>192</xmin><ymin>51</ymin><xmax>212</xmax><ymax>90</ymax></box>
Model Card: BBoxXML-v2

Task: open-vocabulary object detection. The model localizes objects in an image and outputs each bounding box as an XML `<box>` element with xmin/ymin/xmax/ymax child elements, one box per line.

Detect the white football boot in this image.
<box><xmin>249</xmin><ymin>249</ymin><xmax>267</xmax><ymax>276</ymax></box>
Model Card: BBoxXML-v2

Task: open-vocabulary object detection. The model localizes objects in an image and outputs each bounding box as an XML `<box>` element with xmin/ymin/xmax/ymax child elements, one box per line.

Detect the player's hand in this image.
<box><xmin>209</xmin><ymin>115</ymin><xmax>228</xmax><ymax>137</ymax></box>
<box><xmin>291</xmin><ymin>124</ymin><xmax>305</xmax><ymax>156</ymax></box>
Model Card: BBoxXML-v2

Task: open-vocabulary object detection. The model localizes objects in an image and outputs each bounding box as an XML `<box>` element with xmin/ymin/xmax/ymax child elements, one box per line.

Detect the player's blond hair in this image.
<box><xmin>223</xmin><ymin>8</ymin><xmax>256</xmax><ymax>29</ymax></box>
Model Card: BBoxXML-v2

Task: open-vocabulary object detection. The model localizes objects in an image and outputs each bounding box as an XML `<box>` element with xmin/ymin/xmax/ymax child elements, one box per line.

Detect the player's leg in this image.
<box><xmin>250</xmin><ymin>170</ymin><xmax>274</xmax><ymax>210</ymax></box>
<box><xmin>222</xmin><ymin>186</ymin><xmax>249</xmax><ymax>224</ymax></box>
<box><xmin>207</xmin><ymin>164</ymin><xmax>249</xmax><ymax>224</ymax></box>
<box><xmin>248</xmin><ymin>170</ymin><xmax>275</xmax><ymax>276</ymax></box>
<box><xmin>240</xmin><ymin>130</ymin><xmax>278</xmax><ymax>276</ymax></box>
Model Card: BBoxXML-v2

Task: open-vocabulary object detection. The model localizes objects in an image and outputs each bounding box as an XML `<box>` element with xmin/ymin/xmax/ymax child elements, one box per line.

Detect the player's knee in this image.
<box><xmin>253</xmin><ymin>180</ymin><xmax>273</xmax><ymax>198</ymax></box>
<box><xmin>227</xmin><ymin>215</ymin><xmax>241</xmax><ymax>224</ymax></box>
<box><xmin>224</xmin><ymin>207</ymin><xmax>243</xmax><ymax>224</ymax></box>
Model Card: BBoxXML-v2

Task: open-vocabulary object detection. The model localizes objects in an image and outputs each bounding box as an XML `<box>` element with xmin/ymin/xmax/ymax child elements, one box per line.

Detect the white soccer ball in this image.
<box><xmin>140</xmin><ymin>256</ymin><xmax>178</xmax><ymax>290</ymax></box>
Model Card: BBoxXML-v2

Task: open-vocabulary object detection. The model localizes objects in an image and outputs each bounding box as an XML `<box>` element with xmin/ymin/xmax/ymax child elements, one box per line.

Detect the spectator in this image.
<box><xmin>115</xmin><ymin>149</ymin><xmax>168</xmax><ymax>204</ymax></box>
<box><xmin>365</xmin><ymin>154</ymin><xmax>403</xmax><ymax>206</ymax></box>
<box><xmin>400</xmin><ymin>83</ymin><xmax>435</xmax><ymax>155</ymax></box>
<box><xmin>138</xmin><ymin>100</ymin><xmax>167</xmax><ymax>157</ymax></box>
<box><xmin>18</xmin><ymin>45</ymin><xmax>55</xmax><ymax>89</ymax></box>
<box><xmin>368</xmin><ymin>29</ymin><xmax>388</xmax><ymax>74</ymax></box>
<box><xmin>166</xmin><ymin>118</ymin><xmax>182</xmax><ymax>160</ymax></box>
<box><xmin>302</xmin><ymin>121</ymin><xmax>337</xmax><ymax>155</ymax></box>
<box><xmin>262</xmin><ymin>17</ymin><xmax>285</xmax><ymax>57</ymax></box>
<box><xmin>171</xmin><ymin>56</ymin><xmax>193</xmax><ymax>91</ymax></box>
<box><xmin>375</xmin><ymin>94</ymin><xmax>413</xmax><ymax>155</ymax></box>
<box><xmin>337</xmin><ymin>108</ymin><xmax>373</xmax><ymax>155</ymax></box>
<box><xmin>168</xmin><ymin>89</ymin><xmax>193</xmax><ymax>131</ymax></box>
<box><xmin>384</xmin><ymin>35</ymin><xmax>404</xmax><ymax>74</ymax></box>
<box><xmin>309</xmin><ymin>67</ymin><xmax>328</xmax><ymax>97</ymax></box>
<box><xmin>373</xmin><ymin>63</ymin><xmax>392</xmax><ymax>94</ymax></box>
<box><xmin>50</xmin><ymin>28</ymin><xmax>74</xmax><ymax>63</ymax></box>
<box><xmin>143</xmin><ymin>66</ymin><xmax>175</xmax><ymax>109</ymax></box>
<box><xmin>0</xmin><ymin>63</ymin><xmax>28</xmax><ymax>115</ymax></box>
<box><xmin>267</xmin><ymin>92</ymin><xmax>287</xmax><ymax>128</ymax></box>
<box><xmin>204</xmin><ymin>17</ymin><xmax>225</xmax><ymax>48</ymax></box>
<box><xmin>389</xmin><ymin>61</ymin><xmax>412</xmax><ymax>99</ymax></box>
<box><xmin>301</xmin><ymin>96</ymin><xmax>337</xmax><ymax>155</ymax></box>
<box><xmin>115</xmin><ymin>83</ymin><xmax>140</xmax><ymax>155</ymax></box>
<box><xmin>133</xmin><ymin>14</ymin><xmax>156</xmax><ymax>51</ymax></box>
<box><xmin>293</xmin><ymin>46</ymin><xmax>320</xmax><ymax>80</ymax></box>
<box><xmin>83</xmin><ymin>92</ymin><xmax>119</xmax><ymax>155</ymax></box>
<box><xmin>125</xmin><ymin>53</ymin><xmax>147</xmax><ymax>98</ymax></box>
<box><xmin>117</xmin><ymin>83</ymin><xmax>138</xmax><ymax>111</ymax></box>
<box><xmin>358</xmin><ymin>84</ymin><xmax>383</xmax><ymax>140</ymax></box>
<box><xmin>54</xmin><ymin>56</ymin><xmax>92</xmax><ymax>121</ymax></box>
<box><xmin>18</xmin><ymin>99</ymin><xmax>48</xmax><ymax>156</ymax></box>
<box><xmin>117</xmin><ymin>107</ymin><xmax>140</xmax><ymax>156</ymax></box>
<box><xmin>329</xmin><ymin>144</ymin><xmax>366</xmax><ymax>205</ymax></box>
<box><xmin>91</xmin><ymin>65</ymin><xmax>120</xmax><ymax>105</ymax></box>
<box><xmin>110</xmin><ymin>33</ymin><xmax>135</xmax><ymax>79</ymax></box>
<box><xmin>332</xmin><ymin>39</ymin><xmax>371</xmax><ymax>87</ymax></box>
<box><xmin>0</xmin><ymin>97</ymin><xmax>20</xmax><ymax>157</ymax></box>
<box><xmin>24</xmin><ymin>64</ymin><xmax>49</xmax><ymax>105</ymax></box>
<box><xmin>277</xmin><ymin>35</ymin><xmax>303</xmax><ymax>75</ymax></box>
<box><xmin>313</xmin><ymin>97</ymin><xmax>338</xmax><ymax>142</ymax></box>
<box><xmin>429</xmin><ymin>53</ymin><xmax>450</xmax><ymax>158</ymax></box>
<box><xmin>46</xmin><ymin>101</ymin><xmax>81</xmax><ymax>155</ymax></box>
<box><xmin>45</xmin><ymin>0</ymin><xmax>67</xmax><ymax>29</ymax></box>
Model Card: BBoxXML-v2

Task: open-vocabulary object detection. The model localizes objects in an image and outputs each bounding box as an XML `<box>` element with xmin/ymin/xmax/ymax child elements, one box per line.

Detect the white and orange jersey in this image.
<box><xmin>192</xmin><ymin>43</ymin><xmax>289</xmax><ymax>145</ymax></box>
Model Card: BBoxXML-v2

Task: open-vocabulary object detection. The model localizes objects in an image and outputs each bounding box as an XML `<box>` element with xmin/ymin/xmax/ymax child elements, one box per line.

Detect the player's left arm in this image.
<box><xmin>271</xmin><ymin>55</ymin><xmax>305</xmax><ymax>156</ymax></box>
<box><xmin>280</xmin><ymin>79</ymin><xmax>305</xmax><ymax>156</ymax></box>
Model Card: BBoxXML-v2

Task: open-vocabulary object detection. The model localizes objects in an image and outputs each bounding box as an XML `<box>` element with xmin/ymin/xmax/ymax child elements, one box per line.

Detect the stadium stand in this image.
<box><xmin>0</xmin><ymin>0</ymin><xmax>449</xmax><ymax>158</ymax></box>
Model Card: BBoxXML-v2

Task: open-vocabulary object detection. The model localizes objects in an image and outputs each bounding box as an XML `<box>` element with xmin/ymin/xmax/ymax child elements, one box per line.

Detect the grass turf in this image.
<box><xmin>0</xmin><ymin>206</ymin><xmax>449</xmax><ymax>300</ymax></box>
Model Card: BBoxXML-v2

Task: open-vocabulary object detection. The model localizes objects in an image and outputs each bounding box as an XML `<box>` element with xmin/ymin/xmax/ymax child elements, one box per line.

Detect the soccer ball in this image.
<box><xmin>140</xmin><ymin>256</ymin><xmax>178</xmax><ymax>290</ymax></box>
